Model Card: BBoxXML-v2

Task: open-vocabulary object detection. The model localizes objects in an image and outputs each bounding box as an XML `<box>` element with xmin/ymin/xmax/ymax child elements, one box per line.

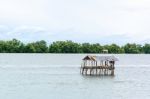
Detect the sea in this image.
<box><xmin>0</xmin><ymin>54</ymin><xmax>150</xmax><ymax>99</ymax></box>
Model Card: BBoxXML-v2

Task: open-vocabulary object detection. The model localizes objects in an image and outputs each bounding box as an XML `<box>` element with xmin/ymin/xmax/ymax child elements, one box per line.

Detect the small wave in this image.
<box><xmin>114</xmin><ymin>80</ymin><xmax>134</xmax><ymax>83</ymax></box>
<box><xmin>116</xmin><ymin>65</ymin><xmax>150</xmax><ymax>67</ymax></box>
<box><xmin>1</xmin><ymin>64</ymin><xmax>150</xmax><ymax>70</ymax></box>
<box><xmin>0</xmin><ymin>64</ymin><xmax>80</xmax><ymax>70</ymax></box>
<box><xmin>114</xmin><ymin>81</ymin><xmax>125</xmax><ymax>83</ymax></box>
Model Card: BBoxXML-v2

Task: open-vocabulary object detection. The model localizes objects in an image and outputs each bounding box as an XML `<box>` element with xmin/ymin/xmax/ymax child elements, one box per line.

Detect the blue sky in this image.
<box><xmin>0</xmin><ymin>0</ymin><xmax>150</xmax><ymax>44</ymax></box>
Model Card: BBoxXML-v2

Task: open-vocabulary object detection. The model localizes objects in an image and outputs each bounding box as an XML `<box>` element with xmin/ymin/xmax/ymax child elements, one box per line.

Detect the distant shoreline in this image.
<box><xmin>0</xmin><ymin>53</ymin><xmax>149</xmax><ymax>54</ymax></box>
<box><xmin>0</xmin><ymin>38</ymin><xmax>150</xmax><ymax>54</ymax></box>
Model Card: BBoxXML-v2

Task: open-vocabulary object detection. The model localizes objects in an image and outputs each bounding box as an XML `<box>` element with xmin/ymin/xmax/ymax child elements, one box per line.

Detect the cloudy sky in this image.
<box><xmin>0</xmin><ymin>0</ymin><xmax>150</xmax><ymax>44</ymax></box>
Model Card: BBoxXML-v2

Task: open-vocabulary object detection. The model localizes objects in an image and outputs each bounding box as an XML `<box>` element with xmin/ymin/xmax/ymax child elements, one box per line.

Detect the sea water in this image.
<box><xmin>0</xmin><ymin>54</ymin><xmax>150</xmax><ymax>99</ymax></box>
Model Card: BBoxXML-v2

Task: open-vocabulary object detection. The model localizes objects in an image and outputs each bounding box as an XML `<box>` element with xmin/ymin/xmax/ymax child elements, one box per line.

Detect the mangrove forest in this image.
<box><xmin>0</xmin><ymin>39</ymin><xmax>150</xmax><ymax>53</ymax></box>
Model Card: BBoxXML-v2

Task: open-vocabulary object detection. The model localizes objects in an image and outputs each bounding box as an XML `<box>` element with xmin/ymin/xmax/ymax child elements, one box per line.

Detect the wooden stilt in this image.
<box><xmin>96</xmin><ymin>61</ymin><xmax>97</xmax><ymax>75</ymax></box>
<box><xmin>111</xmin><ymin>70</ymin><xmax>114</xmax><ymax>76</ymax></box>
<box><xmin>81</xmin><ymin>55</ymin><xmax>117</xmax><ymax>76</ymax></box>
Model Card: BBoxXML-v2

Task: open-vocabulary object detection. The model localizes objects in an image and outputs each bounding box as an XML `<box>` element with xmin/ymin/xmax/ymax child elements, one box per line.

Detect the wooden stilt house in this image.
<box><xmin>80</xmin><ymin>55</ymin><xmax>118</xmax><ymax>76</ymax></box>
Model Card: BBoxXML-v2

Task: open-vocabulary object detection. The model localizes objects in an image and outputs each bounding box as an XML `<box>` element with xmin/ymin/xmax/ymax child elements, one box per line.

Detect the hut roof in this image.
<box><xmin>83</xmin><ymin>55</ymin><xmax>118</xmax><ymax>61</ymax></box>
<box><xmin>82</xmin><ymin>55</ymin><xmax>96</xmax><ymax>61</ymax></box>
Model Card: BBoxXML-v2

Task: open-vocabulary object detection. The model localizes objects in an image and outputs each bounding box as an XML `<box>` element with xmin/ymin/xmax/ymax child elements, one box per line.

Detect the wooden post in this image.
<box><xmin>111</xmin><ymin>62</ymin><xmax>115</xmax><ymax>76</ymax></box>
<box><xmin>96</xmin><ymin>61</ymin><xmax>97</xmax><ymax>75</ymax></box>
<box><xmin>90</xmin><ymin>69</ymin><xmax>92</xmax><ymax>75</ymax></box>
<box><xmin>82</xmin><ymin>67</ymin><xmax>84</xmax><ymax>75</ymax></box>
<box><xmin>111</xmin><ymin>70</ymin><xmax>114</xmax><ymax>76</ymax></box>
<box><xmin>99</xmin><ymin>68</ymin><xmax>101</xmax><ymax>75</ymax></box>
<box><xmin>85</xmin><ymin>69</ymin><xmax>87</xmax><ymax>75</ymax></box>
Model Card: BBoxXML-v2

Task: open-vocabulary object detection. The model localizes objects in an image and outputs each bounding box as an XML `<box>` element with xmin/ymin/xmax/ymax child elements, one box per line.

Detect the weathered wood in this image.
<box><xmin>81</xmin><ymin>55</ymin><xmax>118</xmax><ymax>76</ymax></box>
<box><xmin>81</xmin><ymin>66</ymin><xmax>115</xmax><ymax>76</ymax></box>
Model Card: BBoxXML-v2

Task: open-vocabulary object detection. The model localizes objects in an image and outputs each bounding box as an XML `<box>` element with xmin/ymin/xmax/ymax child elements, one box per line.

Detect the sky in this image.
<box><xmin>0</xmin><ymin>0</ymin><xmax>150</xmax><ymax>45</ymax></box>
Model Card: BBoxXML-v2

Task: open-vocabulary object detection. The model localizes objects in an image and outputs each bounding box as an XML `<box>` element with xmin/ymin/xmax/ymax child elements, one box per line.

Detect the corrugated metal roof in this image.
<box><xmin>83</xmin><ymin>55</ymin><xmax>118</xmax><ymax>61</ymax></box>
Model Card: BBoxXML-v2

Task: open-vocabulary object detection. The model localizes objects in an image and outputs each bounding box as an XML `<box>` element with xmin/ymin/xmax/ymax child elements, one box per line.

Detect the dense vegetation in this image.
<box><xmin>0</xmin><ymin>39</ymin><xmax>150</xmax><ymax>53</ymax></box>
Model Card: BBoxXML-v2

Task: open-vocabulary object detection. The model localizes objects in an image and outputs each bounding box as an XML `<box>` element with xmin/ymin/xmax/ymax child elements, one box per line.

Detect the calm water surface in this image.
<box><xmin>0</xmin><ymin>54</ymin><xmax>150</xmax><ymax>99</ymax></box>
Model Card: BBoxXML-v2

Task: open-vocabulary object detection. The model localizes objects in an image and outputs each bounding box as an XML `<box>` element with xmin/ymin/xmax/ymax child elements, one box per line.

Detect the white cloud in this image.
<box><xmin>0</xmin><ymin>0</ymin><xmax>150</xmax><ymax>44</ymax></box>
<box><xmin>0</xmin><ymin>25</ymin><xmax>53</xmax><ymax>42</ymax></box>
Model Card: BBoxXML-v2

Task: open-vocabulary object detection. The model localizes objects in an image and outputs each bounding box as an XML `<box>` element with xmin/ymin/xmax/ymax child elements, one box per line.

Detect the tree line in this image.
<box><xmin>0</xmin><ymin>39</ymin><xmax>150</xmax><ymax>53</ymax></box>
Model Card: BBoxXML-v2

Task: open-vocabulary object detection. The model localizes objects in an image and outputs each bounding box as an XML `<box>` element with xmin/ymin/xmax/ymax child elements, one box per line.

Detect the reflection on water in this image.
<box><xmin>0</xmin><ymin>54</ymin><xmax>150</xmax><ymax>99</ymax></box>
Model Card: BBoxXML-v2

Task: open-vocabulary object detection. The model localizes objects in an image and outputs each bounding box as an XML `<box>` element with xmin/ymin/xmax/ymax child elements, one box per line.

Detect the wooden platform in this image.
<box><xmin>81</xmin><ymin>66</ymin><xmax>115</xmax><ymax>69</ymax></box>
<box><xmin>80</xmin><ymin>55</ymin><xmax>118</xmax><ymax>76</ymax></box>
<box><xmin>80</xmin><ymin>66</ymin><xmax>115</xmax><ymax>76</ymax></box>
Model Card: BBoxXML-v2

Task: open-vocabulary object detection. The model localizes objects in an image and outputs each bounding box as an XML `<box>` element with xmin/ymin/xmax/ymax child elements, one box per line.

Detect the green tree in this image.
<box><xmin>0</xmin><ymin>40</ymin><xmax>7</xmax><ymax>53</ymax></box>
<box><xmin>49</xmin><ymin>41</ymin><xmax>62</xmax><ymax>53</ymax></box>
<box><xmin>49</xmin><ymin>41</ymin><xmax>82</xmax><ymax>53</ymax></box>
<box><xmin>3</xmin><ymin>39</ymin><xmax>24</xmax><ymax>53</ymax></box>
<box><xmin>90</xmin><ymin>43</ymin><xmax>103</xmax><ymax>53</ymax></box>
<box><xmin>24</xmin><ymin>40</ymin><xmax>48</xmax><ymax>53</ymax></box>
<box><xmin>123</xmin><ymin>43</ymin><xmax>140</xmax><ymax>53</ymax></box>
<box><xmin>81</xmin><ymin>43</ymin><xmax>92</xmax><ymax>53</ymax></box>
<box><xmin>0</xmin><ymin>38</ymin><xmax>148</xmax><ymax>53</ymax></box>
<box><xmin>34</xmin><ymin>40</ymin><xmax>48</xmax><ymax>53</ymax></box>
<box><xmin>143</xmin><ymin>44</ymin><xmax>150</xmax><ymax>53</ymax></box>
<box><xmin>24</xmin><ymin>44</ymin><xmax>36</xmax><ymax>53</ymax></box>
<box><xmin>108</xmin><ymin>44</ymin><xmax>123</xmax><ymax>53</ymax></box>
